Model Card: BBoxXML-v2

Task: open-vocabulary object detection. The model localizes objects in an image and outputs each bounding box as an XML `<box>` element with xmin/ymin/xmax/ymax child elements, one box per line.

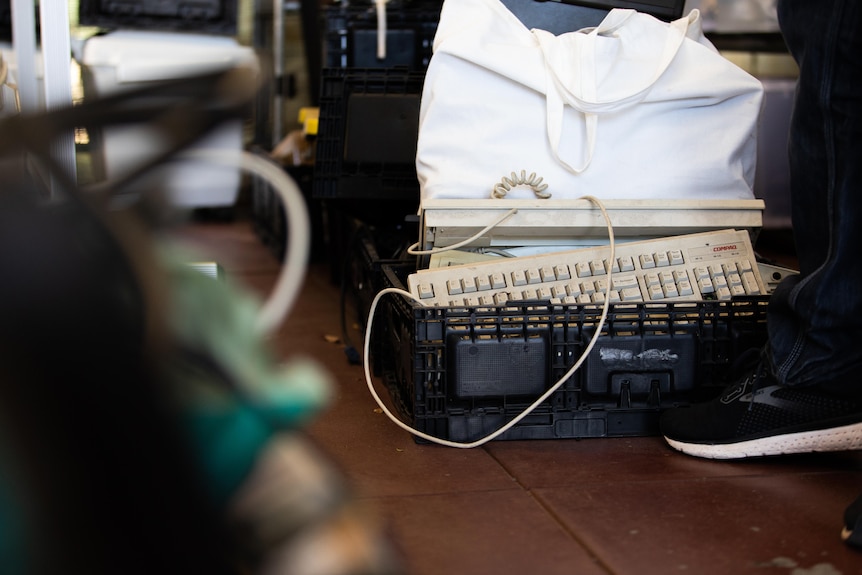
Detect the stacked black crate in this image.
<box><xmin>314</xmin><ymin>0</ymin><xmax>442</xmax><ymax>275</ymax></box>
<box><xmin>309</xmin><ymin>0</ymin><xmax>441</xmax><ymax>365</ymax></box>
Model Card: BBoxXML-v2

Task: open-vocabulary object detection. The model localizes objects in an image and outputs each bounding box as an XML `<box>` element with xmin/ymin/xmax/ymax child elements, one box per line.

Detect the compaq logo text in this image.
<box><xmin>713</xmin><ymin>245</ymin><xmax>738</xmax><ymax>252</ymax></box>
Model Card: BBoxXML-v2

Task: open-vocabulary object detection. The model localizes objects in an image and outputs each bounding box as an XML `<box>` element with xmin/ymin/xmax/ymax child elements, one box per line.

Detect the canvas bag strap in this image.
<box><xmin>534</xmin><ymin>10</ymin><xmax>696</xmax><ymax>174</ymax></box>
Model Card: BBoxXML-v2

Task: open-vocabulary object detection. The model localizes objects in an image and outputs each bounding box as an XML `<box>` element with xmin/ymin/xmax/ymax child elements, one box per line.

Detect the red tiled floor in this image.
<box><xmin>172</xmin><ymin>215</ymin><xmax>862</xmax><ymax>575</ymax></box>
<box><xmin>374</xmin><ymin>490</ymin><xmax>607</xmax><ymax>575</ymax></box>
<box><xmin>485</xmin><ymin>436</ymin><xmax>862</xmax><ymax>488</ymax></box>
<box><xmin>536</xmin><ymin>471</ymin><xmax>862</xmax><ymax>574</ymax></box>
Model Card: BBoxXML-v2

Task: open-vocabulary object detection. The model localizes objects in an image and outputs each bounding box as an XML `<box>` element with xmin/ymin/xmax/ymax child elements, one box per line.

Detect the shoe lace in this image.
<box><xmin>747</xmin><ymin>360</ymin><xmax>768</xmax><ymax>412</ymax></box>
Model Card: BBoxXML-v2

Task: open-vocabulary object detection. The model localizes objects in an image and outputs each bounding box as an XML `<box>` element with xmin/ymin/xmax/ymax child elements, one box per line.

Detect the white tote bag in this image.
<box><xmin>415</xmin><ymin>1</ymin><xmax>764</xmax><ymax>201</ymax></box>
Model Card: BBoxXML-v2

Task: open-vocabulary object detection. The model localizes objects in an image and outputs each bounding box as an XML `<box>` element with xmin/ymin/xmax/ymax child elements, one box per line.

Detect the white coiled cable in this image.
<box><xmin>493</xmin><ymin>170</ymin><xmax>551</xmax><ymax>199</ymax></box>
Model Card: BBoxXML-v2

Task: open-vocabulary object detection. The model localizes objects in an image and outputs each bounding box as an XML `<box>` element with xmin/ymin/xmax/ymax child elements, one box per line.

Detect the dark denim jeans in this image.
<box><xmin>767</xmin><ymin>0</ymin><xmax>862</xmax><ymax>389</ymax></box>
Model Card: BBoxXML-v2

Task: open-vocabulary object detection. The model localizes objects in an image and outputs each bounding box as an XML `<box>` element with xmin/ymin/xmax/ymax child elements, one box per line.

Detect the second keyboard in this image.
<box><xmin>407</xmin><ymin>229</ymin><xmax>766</xmax><ymax>307</ymax></box>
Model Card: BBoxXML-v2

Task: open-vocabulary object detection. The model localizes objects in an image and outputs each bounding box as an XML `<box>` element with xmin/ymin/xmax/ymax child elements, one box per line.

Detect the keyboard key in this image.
<box><xmin>693</xmin><ymin>266</ymin><xmax>710</xmax><ymax>280</ymax></box>
<box><xmin>447</xmin><ymin>279</ymin><xmax>462</xmax><ymax>295</ymax></box>
<box><xmin>511</xmin><ymin>269</ymin><xmax>527</xmax><ymax>286</ymax></box>
<box><xmin>618</xmin><ymin>256</ymin><xmax>635</xmax><ymax>272</ymax></box>
<box><xmin>677</xmin><ymin>279</ymin><xmax>693</xmax><ymax>297</ymax></box>
<box><xmin>716</xmin><ymin>287</ymin><xmax>732</xmax><ymax>300</ymax></box>
<box><xmin>462</xmin><ymin>276</ymin><xmax>477</xmax><ymax>293</ymax></box>
<box><xmin>613</xmin><ymin>274</ymin><xmax>639</xmax><ymax>290</ymax></box>
<box><xmin>590</xmin><ymin>259</ymin><xmax>606</xmax><ymax>275</ymax></box>
<box><xmin>640</xmin><ymin>253</ymin><xmax>656</xmax><ymax>269</ymax></box>
<box><xmin>663</xmin><ymin>283</ymin><xmax>679</xmax><ymax>298</ymax></box>
<box><xmin>476</xmin><ymin>275</ymin><xmax>492</xmax><ymax>291</ymax></box>
<box><xmin>540</xmin><ymin>266</ymin><xmax>556</xmax><ymax>281</ymax></box>
<box><xmin>698</xmin><ymin>277</ymin><xmax>714</xmax><ymax>294</ymax></box>
<box><xmin>668</xmin><ymin>250</ymin><xmax>684</xmax><ymax>265</ymax></box>
<box><xmin>575</xmin><ymin>261</ymin><xmax>591</xmax><ymax>278</ymax></box>
<box><xmin>621</xmin><ymin>287</ymin><xmax>643</xmax><ymax>301</ymax></box>
<box><xmin>490</xmin><ymin>272</ymin><xmax>506</xmax><ymax>289</ymax></box>
<box><xmin>417</xmin><ymin>283</ymin><xmax>435</xmax><ymax>299</ymax></box>
<box><xmin>644</xmin><ymin>272</ymin><xmax>660</xmax><ymax>287</ymax></box>
<box><xmin>648</xmin><ymin>284</ymin><xmax>664</xmax><ymax>300</ymax></box>
<box><xmin>655</xmin><ymin>251</ymin><xmax>670</xmax><ymax>267</ymax></box>
<box><xmin>742</xmin><ymin>271</ymin><xmax>761</xmax><ymax>295</ymax></box>
<box><xmin>554</xmin><ymin>264</ymin><xmax>571</xmax><ymax>280</ymax></box>
<box><xmin>526</xmin><ymin>268</ymin><xmax>542</xmax><ymax>284</ymax></box>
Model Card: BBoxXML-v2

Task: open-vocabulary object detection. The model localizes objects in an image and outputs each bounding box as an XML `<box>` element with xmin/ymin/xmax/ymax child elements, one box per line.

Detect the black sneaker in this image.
<box><xmin>843</xmin><ymin>492</ymin><xmax>862</xmax><ymax>549</ymax></box>
<box><xmin>660</xmin><ymin>357</ymin><xmax>862</xmax><ymax>460</ymax></box>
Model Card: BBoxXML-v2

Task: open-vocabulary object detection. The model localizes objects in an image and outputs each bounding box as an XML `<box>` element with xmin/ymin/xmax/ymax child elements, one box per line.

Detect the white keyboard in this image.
<box><xmin>407</xmin><ymin>229</ymin><xmax>766</xmax><ymax>307</ymax></box>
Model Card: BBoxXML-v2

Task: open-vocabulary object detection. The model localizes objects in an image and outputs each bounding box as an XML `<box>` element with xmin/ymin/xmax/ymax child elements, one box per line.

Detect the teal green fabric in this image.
<box><xmin>159</xmin><ymin>243</ymin><xmax>333</xmax><ymax>506</ymax></box>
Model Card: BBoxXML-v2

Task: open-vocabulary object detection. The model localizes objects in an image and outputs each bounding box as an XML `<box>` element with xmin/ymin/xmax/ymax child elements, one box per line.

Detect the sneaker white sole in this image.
<box><xmin>664</xmin><ymin>421</ymin><xmax>862</xmax><ymax>460</ymax></box>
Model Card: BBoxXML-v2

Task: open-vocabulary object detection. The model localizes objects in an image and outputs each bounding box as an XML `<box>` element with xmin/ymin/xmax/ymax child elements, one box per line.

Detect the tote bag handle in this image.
<box><xmin>535</xmin><ymin>10</ymin><xmax>698</xmax><ymax>174</ymax></box>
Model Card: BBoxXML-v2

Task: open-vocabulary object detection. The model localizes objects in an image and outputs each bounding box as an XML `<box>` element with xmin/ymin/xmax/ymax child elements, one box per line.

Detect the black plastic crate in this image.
<box><xmin>0</xmin><ymin>0</ymin><xmax>9</xmax><ymax>42</ymax></box>
<box><xmin>313</xmin><ymin>67</ymin><xmax>425</xmax><ymax>201</ymax></box>
<box><xmin>323</xmin><ymin>0</ymin><xmax>442</xmax><ymax>70</ymax></box>
<box><xmin>320</xmin><ymin>0</ymin><xmax>683</xmax><ymax>72</ymax></box>
<box><xmin>375</xmin><ymin>263</ymin><xmax>770</xmax><ymax>443</ymax></box>
<box><xmin>251</xmin><ymin>166</ymin><xmax>288</xmax><ymax>260</ymax></box>
<box><xmin>348</xmin><ymin>221</ymin><xmax>418</xmax><ymax>370</ymax></box>
<box><xmin>78</xmin><ymin>0</ymin><xmax>238</xmax><ymax>34</ymax></box>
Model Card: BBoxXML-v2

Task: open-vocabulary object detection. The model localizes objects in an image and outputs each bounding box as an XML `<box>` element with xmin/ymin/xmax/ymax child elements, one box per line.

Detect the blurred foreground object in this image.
<box><xmin>0</xmin><ymin>66</ymin><xmax>403</xmax><ymax>575</ymax></box>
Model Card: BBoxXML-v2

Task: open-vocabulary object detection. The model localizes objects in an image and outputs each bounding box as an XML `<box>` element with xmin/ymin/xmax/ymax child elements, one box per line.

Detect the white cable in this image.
<box><xmin>363</xmin><ymin>195</ymin><xmax>615</xmax><ymax>448</ymax></box>
<box><xmin>406</xmin><ymin>207</ymin><xmax>519</xmax><ymax>256</ymax></box>
<box><xmin>375</xmin><ymin>0</ymin><xmax>388</xmax><ymax>60</ymax></box>
<box><xmin>179</xmin><ymin>149</ymin><xmax>310</xmax><ymax>335</ymax></box>
<box><xmin>408</xmin><ymin>170</ymin><xmax>551</xmax><ymax>256</ymax></box>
